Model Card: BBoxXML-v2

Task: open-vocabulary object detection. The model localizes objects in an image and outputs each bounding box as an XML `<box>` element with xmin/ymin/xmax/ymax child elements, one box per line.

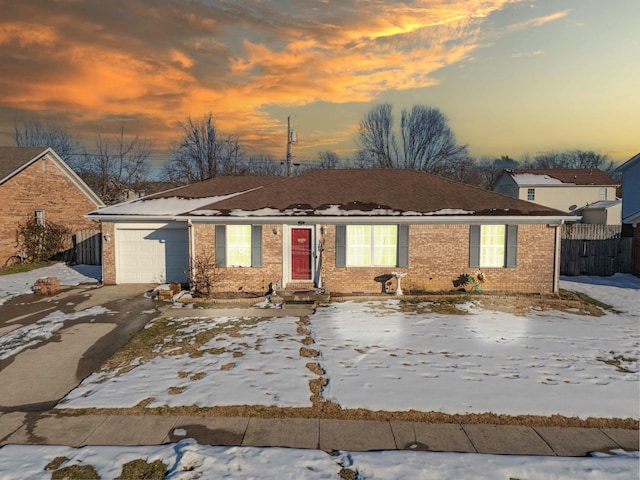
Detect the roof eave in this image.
<box><xmin>85</xmin><ymin>213</ymin><xmax>180</xmax><ymax>222</ymax></box>
<box><xmin>177</xmin><ymin>214</ymin><xmax>578</xmax><ymax>225</ymax></box>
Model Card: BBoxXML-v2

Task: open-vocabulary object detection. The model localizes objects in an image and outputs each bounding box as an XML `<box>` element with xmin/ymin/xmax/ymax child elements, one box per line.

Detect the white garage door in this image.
<box><xmin>116</xmin><ymin>226</ymin><xmax>189</xmax><ymax>283</ymax></box>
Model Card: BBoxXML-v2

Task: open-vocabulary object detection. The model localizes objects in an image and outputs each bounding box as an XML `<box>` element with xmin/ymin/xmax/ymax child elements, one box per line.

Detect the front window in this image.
<box><xmin>227</xmin><ymin>225</ymin><xmax>251</xmax><ymax>267</ymax></box>
<box><xmin>527</xmin><ymin>188</ymin><xmax>535</xmax><ymax>201</ymax></box>
<box><xmin>480</xmin><ymin>225</ymin><xmax>505</xmax><ymax>267</ymax></box>
<box><xmin>599</xmin><ymin>188</ymin><xmax>607</xmax><ymax>201</ymax></box>
<box><xmin>346</xmin><ymin>225</ymin><xmax>397</xmax><ymax>267</ymax></box>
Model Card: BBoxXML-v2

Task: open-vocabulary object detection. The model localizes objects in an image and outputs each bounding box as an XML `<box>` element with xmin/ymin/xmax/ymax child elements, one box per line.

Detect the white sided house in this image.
<box><xmin>493</xmin><ymin>169</ymin><xmax>620</xmax><ymax>224</ymax></box>
<box><xmin>89</xmin><ymin>169</ymin><xmax>576</xmax><ymax>294</ymax></box>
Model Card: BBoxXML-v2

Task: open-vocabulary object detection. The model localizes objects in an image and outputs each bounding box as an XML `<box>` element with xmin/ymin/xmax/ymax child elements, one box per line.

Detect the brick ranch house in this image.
<box><xmin>0</xmin><ymin>147</ymin><xmax>105</xmax><ymax>265</ymax></box>
<box><xmin>89</xmin><ymin>169</ymin><xmax>577</xmax><ymax>294</ymax></box>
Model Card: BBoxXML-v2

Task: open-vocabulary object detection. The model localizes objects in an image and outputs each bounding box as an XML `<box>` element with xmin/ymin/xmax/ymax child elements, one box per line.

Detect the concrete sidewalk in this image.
<box><xmin>1</xmin><ymin>412</ymin><xmax>637</xmax><ymax>456</ymax></box>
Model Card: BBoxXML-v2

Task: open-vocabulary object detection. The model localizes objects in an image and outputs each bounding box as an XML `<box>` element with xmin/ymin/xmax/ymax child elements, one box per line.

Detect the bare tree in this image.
<box><xmin>400</xmin><ymin>106</ymin><xmax>468</xmax><ymax>171</ymax></box>
<box><xmin>245</xmin><ymin>155</ymin><xmax>282</xmax><ymax>176</ymax></box>
<box><xmin>165</xmin><ymin>112</ymin><xmax>244</xmax><ymax>183</ymax></box>
<box><xmin>477</xmin><ymin>155</ymin><xmax>520</xmax><ymax>189</ymax></box>
<box><xmin>14</xmin><ymin>120</ymin><xmax>80</xmax><ymax>168</ymax></box>
<box><xmin>81</xmin><ymin>124</ymin><xmax>150</xmax><ymax>205</ymax></box>
<box><xmin>356</xmin><ymin>103</ymin><xmax>468</xmax><ymax>173</ymax></box>
<box><xmin>524</xmin><ymin>150</ymin><xmax>615</xmax><ymax>173</ymax></box>
<box><xmin>356</xmin><ymin>103</ymin><xmax>398</xmax><ymax>168</ymax></box>
<box><xmin>433</xmin><ymin>155</ymin><xmax>483</xmax><ymax>186</ymax></box>
<box><xmin>317</xmin><ymin>150</ymin><xmax>341</xmax><ymax>169</ymax></box>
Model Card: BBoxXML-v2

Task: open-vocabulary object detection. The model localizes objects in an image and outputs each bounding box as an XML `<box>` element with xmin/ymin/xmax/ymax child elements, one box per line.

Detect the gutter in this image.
<box><xmin>181</xmin><ymin>215</ymin><xmax>579</xmax><ymax>225</ymax></box>
<box><xmin>86</xmin><ymin>214</ymin><xmax>580</xmax><ymax>225</ymax></box>
<box><xmin>552</xmin><ymin>220</ymin><xmax>564</xmax><ymax>294</ymax></box>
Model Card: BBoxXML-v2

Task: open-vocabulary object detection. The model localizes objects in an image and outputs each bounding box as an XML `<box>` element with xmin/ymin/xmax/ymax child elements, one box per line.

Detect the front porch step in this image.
<box><xmin>272</xmin><ymin>285</ymin><xmax>330</xmax><ymax>309</ymax></box>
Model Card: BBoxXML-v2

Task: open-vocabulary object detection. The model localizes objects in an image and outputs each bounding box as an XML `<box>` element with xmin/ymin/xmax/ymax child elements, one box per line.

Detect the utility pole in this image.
<box><xmin>286</xmin><ymin>116</ymin><xmax>292</xmax><ymax>177</ymax></box>
<box><xmin>285</xmin><ymin>116</ymin><xmax>298</xmax><ymax>177</ymax></box>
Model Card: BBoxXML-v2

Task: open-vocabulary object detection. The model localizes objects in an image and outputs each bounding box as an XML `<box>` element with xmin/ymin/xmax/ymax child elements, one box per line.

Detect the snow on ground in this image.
<box><xmin>60</xmin><ymin>314</ymin><xmax>314</xmax><ymax>409</ymax></box>
<box><xmin>0</xmin><ymin>270</ymin><xmax>639</xmax><ymax>478</ymax></box>
<box><xmin>0</xmin><ymin>263</ymin><xmax>101</xmax><ymax>305</ymax></box>
<box><xmin>0</xmin><ymin>306</ymin><xmax>111</xmax><ymax>361</ymax></box>
<box><xmin>0</xmin><ymin>441</ymin><xmax>636</xmax><ymax>480</ymax></box>
<box><xmin>311</xmin><ymin>297</ymin><xmax>639</xmax><ymax>417</ymax></box>
<box><xmin>560</xmin><ymin>273</ymin><xmax>640</xmax><ymax>315</ymax></box>
<box><xmin>59</xmin><ymin>275</ymin><xmax>639</xmax><ymax>419</ymax></box>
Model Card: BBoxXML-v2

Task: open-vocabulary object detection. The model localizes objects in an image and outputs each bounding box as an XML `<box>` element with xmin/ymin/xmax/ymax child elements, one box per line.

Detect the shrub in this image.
<box><xmin>15</xmin><ymin>217</ymin><xmax>71</xmax><ymax>263</ymax></box>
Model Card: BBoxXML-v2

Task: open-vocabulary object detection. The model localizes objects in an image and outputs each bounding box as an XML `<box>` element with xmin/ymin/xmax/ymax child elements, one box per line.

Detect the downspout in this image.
<box><xmin>553</xmin><ymin>221</ymin><xmax>563</xmax><ymax>294</ymax></box>
<box><xmin>187</xmin><ymin>219</ymin><xmax>194</xmax><ymax>288</ymax></box>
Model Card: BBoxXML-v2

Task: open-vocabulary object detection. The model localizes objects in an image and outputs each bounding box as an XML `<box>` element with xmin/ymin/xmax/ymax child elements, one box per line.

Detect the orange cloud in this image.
<box><xmin>0</xmin><ymin>0</ymin><xmax>555</xmax><ymax>158</ymax></box>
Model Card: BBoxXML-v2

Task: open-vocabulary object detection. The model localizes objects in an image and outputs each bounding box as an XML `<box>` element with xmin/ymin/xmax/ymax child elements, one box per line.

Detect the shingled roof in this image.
<box><xmin>505</xmin><ymin>168</ymin><xmax>618</xmax><ymax>186</ymax></box>
<box><xmin>93</xmin><ymin>169</ymin><xmax>569</xmax><ymax>219</ymax></box>
<box><xmin>145</xmin><ymin>175</ymin><xmax>280</xmax><ymax>199</ymax></box>
<box><xmin>189</xmin><ymin>169</ymin><xmax>564</xmax><ymax>217</ymax></box>
<box><xmin>0</xmin><ymin>146</ymin><xmax>51</xmax><ymax>183</ymax></box>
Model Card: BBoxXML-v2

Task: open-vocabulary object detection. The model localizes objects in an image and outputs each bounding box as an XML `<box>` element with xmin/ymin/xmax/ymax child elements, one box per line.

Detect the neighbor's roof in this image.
<box><xmin>0</xmin><ymin>146</ymin><xmax>52</xmax><ymax>182</ymax></box>
<box><xmin>580</xmin><ymin>200</ymin><xmax>621</xmax><ymax>210</ymax></box>
<box><xmin>90</xmin><ymin>169</ymin><xmax>571</xmax><ymax>221</ymax></box>
<box><xmin>615</xmin><ymin>153</ymin><xmax>640</xmax><ymax>173</ymax></box>
<box><xmin>93</xmin><ymin>176</ymin><xmax>280</xmax><ymax>216</ymax></box>
<box><xmin>0</xmin><ymin>146</ymin><xmax>105</xmax><ymax>207</ymax></box>
<box><xmin>504</xmin><ymin>169</ymin><xmax>619</xmax><ymax>187</ymax></box>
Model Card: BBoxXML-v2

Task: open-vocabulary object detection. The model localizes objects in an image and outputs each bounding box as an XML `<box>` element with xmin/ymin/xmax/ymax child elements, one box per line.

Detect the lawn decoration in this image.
<box><xmin>453</xmin><ymin>270</ymin><xmax>486</xmax><ymax>292</ymax></box>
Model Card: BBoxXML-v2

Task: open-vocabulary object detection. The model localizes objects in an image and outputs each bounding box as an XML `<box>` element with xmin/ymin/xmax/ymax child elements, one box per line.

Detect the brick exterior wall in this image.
<box><xmin>101</xmin><ymin>222</ymin><xmax>116</xmax><ymax>284</ymax></box>
<box><xmin>0</xmin><ymin>155</ymin><xmax>100</xmax><ymax>264</ymax></box>
<box><xmin>191</xmin><ymin>224</ymin><xmax>283</xmax><ymax>295</ymax></box>
<box><xmin>103</xmin><ymin>221</ymin><xmax>559</xmax><ymax>294</ymax></box>
<box><xmin>319</xmin><ymin>224</ymin><xmax>557</xmax><ymax>294</ymax></box>
<box><xmin>193</xmin><ymin>222</ymin><xmax>557</xmax><ymax>294</ymax></box>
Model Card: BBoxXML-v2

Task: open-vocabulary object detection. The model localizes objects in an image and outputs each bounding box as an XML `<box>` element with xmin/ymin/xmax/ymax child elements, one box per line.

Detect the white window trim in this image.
<box><xmin>346</xmin><ymin>225</ymin><xmax>397</xmax><ymax>267</ymax></box>
<box><xmin>480</xmin><ymin>225</ymin><xmax>506</xmax><ymax>268</ymax></box>
<box><xmin>226</xmin><ymin>225</ymin><xmax>252</xmax><ymax>267</ymax></box>
<box><xmin>34</xmin><ymin>209</ymin><xmax>45</xmax><ymax>226</ymax></box>
<box><xmin>527</xmin><ymin>188</ymin><xmax>535</xmax><ymax>201</ymax></box>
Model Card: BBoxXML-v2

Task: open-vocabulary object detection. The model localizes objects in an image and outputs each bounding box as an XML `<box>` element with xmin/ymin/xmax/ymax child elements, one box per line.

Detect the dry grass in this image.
<box><xmin>60</xmin><ymin>291</ymin><xmax>639</xmax><ymax>431</ymax></box>
<box><xmin>55</xmin><ymin>404</ymin><xmax>639</xmax><ymax>430</ymax></box>
<box><xmin>99</xmin><ymin>316</ymin><xmax>270</xmax><ymax>375</ymax></box>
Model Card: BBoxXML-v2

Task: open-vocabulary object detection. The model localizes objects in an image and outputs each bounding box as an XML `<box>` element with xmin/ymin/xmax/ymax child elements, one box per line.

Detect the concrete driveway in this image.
<box><xmin>0</xmin><ymin>284</ymin><xmax>169</xmax><ymax>411</ymax></box>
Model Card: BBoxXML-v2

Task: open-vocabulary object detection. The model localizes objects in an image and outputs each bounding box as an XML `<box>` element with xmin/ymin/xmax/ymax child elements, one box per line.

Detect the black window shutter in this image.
<box><xmin>469</xmin><ymin>225</ymin><xmax>480</xmax><ymax>268</ymax></box>
<box><xmin>506</xmin><ymin>224</ymin><xmax>518</xmax><ymax>268</ymax></box>
<box><xmin>215</xmin><ymin>225</ymin><xmax>226</xmax><ymax>267</ymax></box>
<box><xmin>251</xmin><ymin>225</ymin><xmax>262</xmax><ymax>267</ymax></box>
<box><xmin>397</xmin><ymin>224</ymin><xmax>409</xmax><ymax>267</ymax></box>
<box><xmin>336</xmin><ymin>225</ymin><xmax>346</xmax><ymax>267</ymax></box>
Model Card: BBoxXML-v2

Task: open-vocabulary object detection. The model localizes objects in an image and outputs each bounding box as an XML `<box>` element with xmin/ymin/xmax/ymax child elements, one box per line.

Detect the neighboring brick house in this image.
<box><xmin>493</xmin><ymin>169</ymin><xmax>621</xmax><ymax>224</ymax></box>
<box><xmin>0</xmin><ymin>146</ymin><xmax>105</xmax><ymax>264</ymax></box>
<box><xmin>616</xmin><ymin>153</ymin><xmax>640</xmax><ymax>276</ymax></box>
<box><xmin>89</xmin><ymin>169</ymin><xmax>575</xmax><ymax>294</ymax></box>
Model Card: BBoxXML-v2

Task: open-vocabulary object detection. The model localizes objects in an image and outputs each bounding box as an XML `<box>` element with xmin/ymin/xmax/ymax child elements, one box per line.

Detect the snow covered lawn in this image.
<box><xmin>0</xmin><ymin>263</ymin><xmax>101</xmax><ymax>305</ymax></box>
<box><xmin>60</xmin><ymin>314</ymin><xmax>315</xmax><ymax>409</ymax></box>
<box><xmin>0</xmin><ymin>440</ymin><xmax>637</xmax><ymax>480</ymax></box>
<box><xmin>58</xmin><ymin>274</ymin><xmax>639</xmax><ymax>421</ymax></box>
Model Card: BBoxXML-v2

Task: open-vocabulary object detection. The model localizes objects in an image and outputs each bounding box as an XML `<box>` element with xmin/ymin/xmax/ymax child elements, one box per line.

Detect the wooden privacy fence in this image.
<box><xmin>560</xmin><ymin>224</ymin><xmax>634</xmax><ymax>276</ymax></box>
<box><xmin>73</xmin><ymin>229</ymin><xmax>102</xmax><ymax>265</ymax></box>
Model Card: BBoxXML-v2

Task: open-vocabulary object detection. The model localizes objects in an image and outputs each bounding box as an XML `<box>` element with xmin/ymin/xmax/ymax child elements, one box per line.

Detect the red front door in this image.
<box><xmin>291</xmin><ymin>228</ymin><xmax>312</xmax><ymax>280</ymax></box>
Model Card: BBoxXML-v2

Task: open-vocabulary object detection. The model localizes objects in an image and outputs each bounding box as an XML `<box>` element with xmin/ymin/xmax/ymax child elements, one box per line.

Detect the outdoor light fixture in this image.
<box><xmin>272</xmin><ymin>227</ymin><xmax>278</xmax><ymax>235</ymax></box>
<box><xmin>103</xmin><ymin>233</ymin><xmax>111</xmax><ymax>242</ymax></box>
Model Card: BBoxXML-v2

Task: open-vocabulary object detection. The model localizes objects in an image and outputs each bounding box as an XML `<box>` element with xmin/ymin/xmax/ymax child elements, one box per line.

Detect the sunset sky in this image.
<box><xmin>1</xmin><ymin>0</ymin><xmax>638</xmax><ymax>172</ymax></box>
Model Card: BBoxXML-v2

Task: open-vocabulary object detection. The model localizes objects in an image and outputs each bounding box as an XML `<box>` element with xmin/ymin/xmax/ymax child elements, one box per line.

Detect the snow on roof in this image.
<box><xmin>93</xmin><ymin>192</ymin><xmax>249</xmax><ymax>216</ymax></box>
<box><xmin>511</xmin><ymin>173</ymin><xmax>565</xmax><ymax>186</ymax></box>
<box><xmin>188</xmin><ymin>205</ymin><xmax>476</xmax><ymax>217</ymax></box>
<box><xmin>581</xmin><ymin>200</ymin><xmax>621</xmax><ymax>210</ymax></box>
